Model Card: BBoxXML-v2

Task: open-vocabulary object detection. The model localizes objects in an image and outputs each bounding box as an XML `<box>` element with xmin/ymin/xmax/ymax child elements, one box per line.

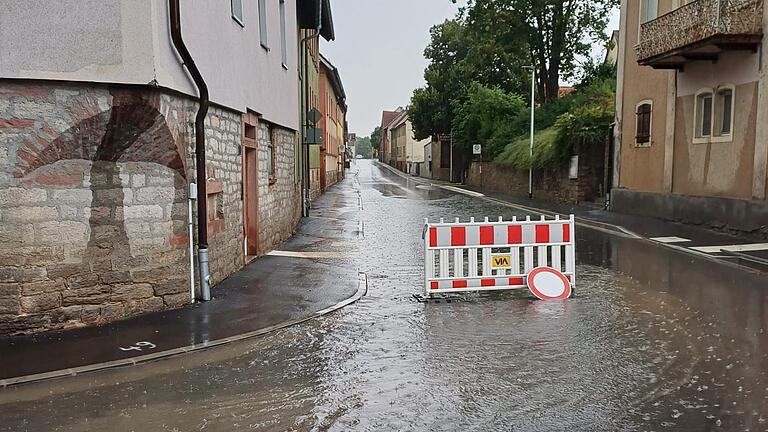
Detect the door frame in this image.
<box><xmin>242</xmin><ymin>112</ymin><xmax>260</xmax><ymax>259</ymax></box>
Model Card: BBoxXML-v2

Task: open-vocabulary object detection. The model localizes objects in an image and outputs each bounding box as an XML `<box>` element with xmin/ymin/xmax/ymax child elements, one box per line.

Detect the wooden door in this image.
<box><xmin>245</xmin><ymin>147</ymin><xmax>258</xmax><ymax>256</ymax></box>
<box><xmin>320</xmin><ymin>148</ymin><xmax>327</xmax><ymax>191</ymax></box>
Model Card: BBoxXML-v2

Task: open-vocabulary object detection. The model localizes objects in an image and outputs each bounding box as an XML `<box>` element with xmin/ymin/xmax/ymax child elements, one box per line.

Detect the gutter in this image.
<box><xmin>169</xmin><ymin>0</ymin><xmax>212</xmax><ymax>301</ymax></box>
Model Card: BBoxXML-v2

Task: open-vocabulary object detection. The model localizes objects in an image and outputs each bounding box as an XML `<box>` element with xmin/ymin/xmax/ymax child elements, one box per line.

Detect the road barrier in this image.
<box><xmin>422</xmin><ymin>215</ymin><xmax>575</xmax><ymax>298</ymax></box>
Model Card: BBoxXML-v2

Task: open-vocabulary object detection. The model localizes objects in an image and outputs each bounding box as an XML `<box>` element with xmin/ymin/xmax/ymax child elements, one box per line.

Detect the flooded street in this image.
<box><xmin>1</xmin><ymin>160</ymin><xmax>767</xmax><ymax>431</ymax></box>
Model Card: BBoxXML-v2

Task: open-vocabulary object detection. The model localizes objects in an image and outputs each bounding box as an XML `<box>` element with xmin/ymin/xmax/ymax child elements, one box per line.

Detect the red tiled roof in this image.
<box><xmin>380</xmin><ymin>111</ymin><xmax>399</xmax><ymax>130</ymax></box>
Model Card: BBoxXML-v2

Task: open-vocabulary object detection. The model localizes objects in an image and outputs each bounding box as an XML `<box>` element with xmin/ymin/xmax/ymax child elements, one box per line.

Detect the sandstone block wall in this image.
<box><xmin>465</xmin><ymin>144</ymin><xmax>606</xmax><ymax>205</ymax></box>
<box><xmin>180</xmin><ymin>99</ymin><xmax>244</xmax><ymax>286</ymax></box>
<box><xmin>0</xmin><ymin>81</ymin><xmax>247</xmax><ymax>335</ymax></box>
<box><xmin>257</xmin><ymin>123</ymin><xmax>301</xmax><ymax>253</ymax></box>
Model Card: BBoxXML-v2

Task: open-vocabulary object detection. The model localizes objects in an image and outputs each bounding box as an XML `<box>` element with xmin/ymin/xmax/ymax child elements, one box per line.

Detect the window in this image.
<box><xmin>715</xmin><ymin>87</ymin><xmax>733</xmax><ymax>136</ymax></box>
<box><xmin>694</xmin><ymin>86</ymin><xmax>734</xmax><ymax>143</ymax></box>
<box><xmin>635</xmin><ymin>101</ymin><xmax>652</xmax><ymax>146</ymax></box>
<box><xmin>231</xmin><ymin>0</ymin><xmax>244</xmax><ymax>26</ymax></box>
<box><xmin>640</xmin><ymin>0</ymin><xmax>658</xmax><ymax>23</ymax></box>
<box><xmin>258</xmin><ymin>0</ymin><xmax>268</xmax><ymax>50</ymax></box>
<box><xmin>279</xmin><ymin>0</ymin><xmax>288</xmax><ymax>67</ymax></box>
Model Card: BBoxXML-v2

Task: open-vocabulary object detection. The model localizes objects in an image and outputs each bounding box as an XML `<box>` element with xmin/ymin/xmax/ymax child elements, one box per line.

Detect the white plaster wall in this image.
<box><xmin>0</xmin><ymin>0</ymin><xmax>299</xmax><ymax>130</ymax></box>
<box><xmin>154</xmin><ymin>0</ymin><xmax>300</xmax><ymax>130</ymax></box>
<box><xmin>405</xmin><ymin>121</ymin><xmax>426</xmax><ymax>163</ymax></box>
<box><xmin>0</xmin><ymin>0</ymin><xmax>155</xmax><ymax>85</ymax></box>
<box><xmin>677</xmin><ymin>51</ymin><xmax>760</xmax><ymax>96</ymax></box>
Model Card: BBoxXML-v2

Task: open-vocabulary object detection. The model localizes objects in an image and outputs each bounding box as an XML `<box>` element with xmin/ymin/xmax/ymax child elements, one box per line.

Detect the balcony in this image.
<box><xmin>635</xmin><ymin>0</ymin><xmax>763</xmax><ymax>69</ymax></box>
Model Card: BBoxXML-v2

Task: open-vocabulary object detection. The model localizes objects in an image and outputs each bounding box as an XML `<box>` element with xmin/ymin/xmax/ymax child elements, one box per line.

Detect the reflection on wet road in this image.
<box><xmin>1</xmin><ymin>160</ymin><xmax>766</xmax><ymax>431</ymax></box>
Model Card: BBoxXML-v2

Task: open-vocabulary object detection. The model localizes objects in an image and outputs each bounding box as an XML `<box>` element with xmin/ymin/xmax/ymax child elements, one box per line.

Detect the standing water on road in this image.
<box><xmin>0</xmin><ymin>160</ymin><xmax>766</xmax><ymax>431</ymax></box>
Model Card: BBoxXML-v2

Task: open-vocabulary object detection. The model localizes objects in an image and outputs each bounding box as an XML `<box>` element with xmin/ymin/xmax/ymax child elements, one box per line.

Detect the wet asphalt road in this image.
<box><xmin>1</xmin><ymin>160</ymin><xmax>767</xmax><ymax>431</ymax></box>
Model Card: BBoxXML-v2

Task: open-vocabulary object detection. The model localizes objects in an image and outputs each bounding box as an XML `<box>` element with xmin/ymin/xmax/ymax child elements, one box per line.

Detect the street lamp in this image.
<box><xmin>523</xmin><ymin>65</ymin><xmax>535</xmax><ymax>199</ymax></box>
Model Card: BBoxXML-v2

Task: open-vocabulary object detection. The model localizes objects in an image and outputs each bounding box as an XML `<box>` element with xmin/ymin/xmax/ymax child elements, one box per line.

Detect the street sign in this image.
<box><xmin>307</xmin><ymin>108</ymin><xmax>322</xmax><ymax>125</ymax></box>
<box><xmin>527</xmin><ymin>266</ymin><xmax>572</xmax><ymax>300</ymax></box>
<box><xmin>473</xmin><ymin>144</ymin><xmax>482</xmax><ymax>155</ymax></box>
<box><xmin>305</xmin><ymin>127</ymin><xmax>323</xmax><ymax>145</ymax></box>
<box><xmin>437</xmin><ymin>133</ymin><xmax>451</xmax><ymax>141</ymax></box>
<box><xmin>491</xmin><ymin>255</ymin><xmax>511</xmax><ymax>268</ymax></box>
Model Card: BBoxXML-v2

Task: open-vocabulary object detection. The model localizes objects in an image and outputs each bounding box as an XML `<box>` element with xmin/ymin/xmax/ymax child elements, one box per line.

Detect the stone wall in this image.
<box><xmin>0</xmin><ymin>81</ymin><xmax>245</xmax><ymax>335</ymax></box>
<box><xmin>465</xmin><ymin>143</ymin><xmax>607</xmax><ymax>204</ymax></box>
<box><xmin>191</xmin><ymin>102</ymin><xmax>244</xmax><ymax>286</ymax></box>
<box><xmin>257</xmin><ymin>122</ymin><xmax>301</xmax><ymax>254</ymax></box>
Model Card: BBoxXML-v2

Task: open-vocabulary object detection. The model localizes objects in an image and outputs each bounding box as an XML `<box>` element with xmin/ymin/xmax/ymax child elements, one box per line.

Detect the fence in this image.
<box><xmin>423</xmin><ymin>215</ymin><xmax>576</xmax><ymax>296</ymax></box>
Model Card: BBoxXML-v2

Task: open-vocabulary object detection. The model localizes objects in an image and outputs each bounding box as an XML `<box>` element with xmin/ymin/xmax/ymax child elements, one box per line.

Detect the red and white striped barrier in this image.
<box><xmin>423</xmin><ymin>215</ymin><xmax>575</xmax><ymax>298</ymax></box>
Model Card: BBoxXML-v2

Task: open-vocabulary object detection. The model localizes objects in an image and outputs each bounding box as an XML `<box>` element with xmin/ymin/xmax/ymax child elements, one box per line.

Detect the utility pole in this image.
<box><xmin>449</xmin><ymin>129</ymin><xmax>453</xmax><ymax>183</ymax></box>
<box><xmin>524</xmin><ymin>65</ymin><xmax>535</xmax><ymax>199</ymax></box>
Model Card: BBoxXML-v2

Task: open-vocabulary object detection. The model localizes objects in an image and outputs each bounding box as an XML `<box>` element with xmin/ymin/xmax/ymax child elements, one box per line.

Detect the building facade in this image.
<box><xmin>387</xmin><ymin>112</ymin><xmax>428</xmax><ymax>175</ymax></box>
<box><xmin>0</xmin><ymin>0</ymin><xmax>335</xmax><ymax>335</ymax></box>
<box><xmin>613</xmin><ymin>0</ymin><xmax>768</xmax><ymax>233</ymax></box>
<box><xmin>378</xmin><ymin>110</ymin><xmax>400</xmax><ymax>166</ymax></box>
<box><xmin>319</xmin><ymin>54</ymin><xmax>347</xmax><ymax>190</ymax></box>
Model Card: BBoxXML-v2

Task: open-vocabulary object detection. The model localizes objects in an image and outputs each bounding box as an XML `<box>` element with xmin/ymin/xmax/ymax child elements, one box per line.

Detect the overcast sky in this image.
<box><xmin>322</xmin><ymin>1</ymin><xmax>620</xmax><ymax>137</ymax></box>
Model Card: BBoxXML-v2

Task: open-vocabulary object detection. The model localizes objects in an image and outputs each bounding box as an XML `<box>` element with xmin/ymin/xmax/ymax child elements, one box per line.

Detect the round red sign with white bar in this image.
<box><xmin>527</xmin><ymin>266</ymin><xmax>572</xmax><ymax>300</ymax></box>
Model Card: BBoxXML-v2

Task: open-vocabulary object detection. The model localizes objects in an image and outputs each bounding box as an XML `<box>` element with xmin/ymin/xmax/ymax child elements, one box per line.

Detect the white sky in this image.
<box><xmin>322</xmin><ymin>1</ymin><xmax>620</xmax><ymax>137</ymax></box>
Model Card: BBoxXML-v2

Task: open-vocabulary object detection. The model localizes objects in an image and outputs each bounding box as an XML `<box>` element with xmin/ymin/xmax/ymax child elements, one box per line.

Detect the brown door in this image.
<box><xmin>245</xmin><ymin>147</ymin><xmax>259</xmax><ymax>256</ymax></box>
<box><xmin>320</xmin><ymin>148</ymin><xmax>327</xmax><ymax>191</ymax></box>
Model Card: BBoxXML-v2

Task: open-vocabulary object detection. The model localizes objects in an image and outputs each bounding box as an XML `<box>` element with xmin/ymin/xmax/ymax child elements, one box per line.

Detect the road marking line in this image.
<box><xmin>267</xmin><ymin>250</ymin><xmax>349</xmax><ymax>259</ymax></box>
<box><xmin>689</xmin><ymin>243</ymin><xmax>768</xmax><ymax>254</ymax></box>
<box><xmin>435</xmin><ymin>185</ymin><xmax>485</xmax><ymax>197</ymax></box>
<box><xmin>650</xmin><ymin>236</ymin><xmax>691</xmax><ymax>244</ymax></box>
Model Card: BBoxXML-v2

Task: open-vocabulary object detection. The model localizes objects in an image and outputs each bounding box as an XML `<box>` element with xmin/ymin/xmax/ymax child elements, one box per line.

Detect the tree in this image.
<box><xmin>461</xmin><ymin>0</ymin><xmax>617</xmax><ymax>102</ymax></box>
<box><xmin>355</xmin><ymin>136</ymin><xmax>373</xmax><ymax>159</ymax></box>
<box><xmin>452</xmin><ymin>83</ymin><xmax>526</xmax><ymax>158</ymax></box>
<box><xmin>370</xmin><ymin>126</ymin><xmax>381</xmax><ymax>150</ymax></box>
<box><xmin>410</xmin><ymin>20</ymin><xmax>471</xmax><ymax>140</ymax></box>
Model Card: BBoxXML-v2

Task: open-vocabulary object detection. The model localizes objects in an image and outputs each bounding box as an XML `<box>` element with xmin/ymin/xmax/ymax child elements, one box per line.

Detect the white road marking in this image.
<box><xmin>267</xmin><ymin>250</ymin><xmax>349</xmax><ymax>259</ymax></box>
<box><xmin>650</xmin><ymin>236</ymin><xmax>691</xmax><ymax>244</ymax></box>
<box><xmin>689</xmin><ymin>243</ymin><xmax>768</xmax><ymax>254</ymax></box>
<box><xmin>436</xmin><ymin>185</ymin><xmax>485</xmax><ymax>197</ymax></box>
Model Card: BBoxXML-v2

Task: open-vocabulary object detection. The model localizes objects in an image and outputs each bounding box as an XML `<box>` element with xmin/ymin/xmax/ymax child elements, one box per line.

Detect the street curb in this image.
<box><xmin>374</xmin><ymin>161</ymin><xmax>766</xmax><ymax>274</ymax></box>
<box><xmin>0</xmin><ymin>273</ymin><xmax>368</xmax><ymax>388</ymax></box>
<box><xmin>374</xmin><ymin>161</ymin><xmax>640</xmax><ymax>239</ymax></box>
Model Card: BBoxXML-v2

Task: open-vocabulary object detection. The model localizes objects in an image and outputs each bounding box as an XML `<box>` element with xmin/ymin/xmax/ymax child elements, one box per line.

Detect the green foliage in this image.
<box><xmin>355</xmin><ymin>136</ymin><xmax>373</xmax><ymax>159</ymax></box>
<box><xmin>494</xmin><ymin>127</ymin><xmax>561</xmax><ymax>168</ymax></box>
<box><xmin>452</xmin><ymin>83</ymin><xmax>526</xmax><ymax>158</ymax></box>
<box><xmin>554</xmin><ymin>75</ymin><xmax>615</xmax><ymax>154</ymax></box>
<box><xmin>412</xmin><ymin>0</ymin><xmax>617</xmax><ymax>142</ymax></box>
<box><xmin>577</xmin><ymin>60</ymin><xmax>617</xmax><ymax>90</ymax></box>
<box><xmin>410</xmin><ymin>20</ymin><xmax>471</xmax><ymax>140</ymax></box>
<box><xmin>462</xmin><ymin>0</ymin><xmax>617</xmax><ymax>102</ymax></box>
<box><xmin>493</xmin><ymin>75</ymin><xmax>615</xmax><ymax>169</ymax></box>
<box><xmin>370</xmin><ymin>126</ymin><xmax>381</xmax><ymax>150</ymax></box>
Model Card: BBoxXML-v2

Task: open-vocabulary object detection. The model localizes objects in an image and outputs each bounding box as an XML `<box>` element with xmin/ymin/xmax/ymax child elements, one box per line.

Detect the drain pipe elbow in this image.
<box><xmin>170</xmin><ymin>0</ymin><xmax>211</xmax><ymax>301</ymax></box>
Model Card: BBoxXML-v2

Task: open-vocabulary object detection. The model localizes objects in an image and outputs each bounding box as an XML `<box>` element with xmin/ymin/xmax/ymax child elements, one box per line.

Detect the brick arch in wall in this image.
<box><xmin>14</xmin><ymin>89</ymin><xmax>187</xmax><ymax>179</ymax></box>
<box><xmin>2</xmin><ymin>88</ymin><xmax>194</xmax><ymax>334</ymax></box>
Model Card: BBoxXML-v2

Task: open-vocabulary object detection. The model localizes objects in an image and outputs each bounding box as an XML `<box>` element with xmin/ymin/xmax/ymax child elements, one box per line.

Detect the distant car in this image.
<box><xmin>356</xmin><ymin>155</ymin><xmax>364</xmax><ymax>159</ymax></box>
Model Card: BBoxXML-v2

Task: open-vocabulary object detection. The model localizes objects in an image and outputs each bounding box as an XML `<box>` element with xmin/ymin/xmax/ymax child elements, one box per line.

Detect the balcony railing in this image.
<box><xmin>636</xmin><ymin>0</ymin><xmax>763</xmax><ymax>67</ymax></box>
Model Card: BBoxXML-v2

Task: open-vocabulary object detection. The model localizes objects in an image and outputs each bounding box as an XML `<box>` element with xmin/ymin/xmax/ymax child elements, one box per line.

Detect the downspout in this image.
<box><xmin>300</xmin><ymin>2</ymin><xmax>322</xmax><ymax>216</ymax></box>
<box><xmin>169</xmin><ymin>0</ymin><xmax>212</xmax><ymax>301</ymax></box>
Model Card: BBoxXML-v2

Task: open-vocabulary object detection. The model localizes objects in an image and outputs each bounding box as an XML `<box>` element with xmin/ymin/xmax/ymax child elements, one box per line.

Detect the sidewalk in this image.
<box><xmin>0</xmin><ymin>176</ymin><xmax>365</xmax><ymax>387</ymax></box>
<box><xmin>375</xmin><ymin>161</ymin><xmax>768</xmax><ymax>270</ymax></box>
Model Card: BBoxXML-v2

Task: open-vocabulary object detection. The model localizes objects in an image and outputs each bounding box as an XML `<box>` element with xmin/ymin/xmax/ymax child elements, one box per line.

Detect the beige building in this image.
<box><xmin>384</xmin><ymin>110</ymin><xmax>428</xmax><ymax>174</ymax></box>
<box><xmin>389</xmin><ymin>111</ymin><xmax>430</xmax><ymax>175</ymax></box>
<box><xmin>613</xmin><ymin>0</ymin><xmax>768</xmax><ymax>232</ymax></box>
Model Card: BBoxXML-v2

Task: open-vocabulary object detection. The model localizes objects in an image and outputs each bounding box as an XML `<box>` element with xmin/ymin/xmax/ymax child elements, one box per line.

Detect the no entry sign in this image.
<box><xmin>527</xmin><ymin>266</ymin><xmax>572</xmax><ymax>300</ymax></box>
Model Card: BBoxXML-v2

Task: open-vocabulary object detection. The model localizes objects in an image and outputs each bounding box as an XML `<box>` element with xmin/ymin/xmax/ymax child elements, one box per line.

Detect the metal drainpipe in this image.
<box><xmin>300</xmin><ymin>2</ymin><xmax>322</xmax><ymax>217</ymax></box>
<box><xmin>169</xmin><ymin>0</ymin><xmax>212</xmax><ymax>301</ymax></box>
